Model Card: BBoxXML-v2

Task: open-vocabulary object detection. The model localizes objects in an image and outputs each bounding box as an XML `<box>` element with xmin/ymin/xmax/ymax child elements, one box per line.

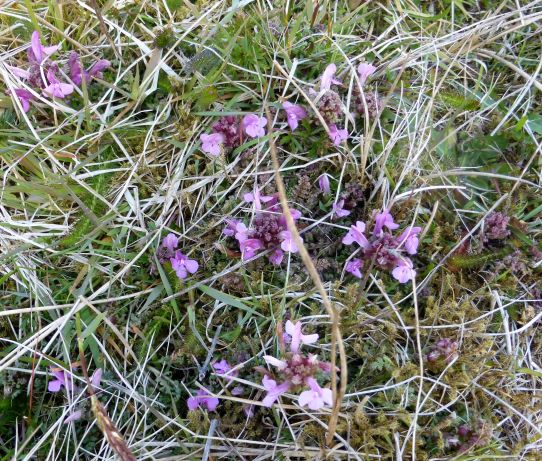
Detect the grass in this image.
<box><xmin>1</xmin><ymin>0</ymin><xmax>541</xmax><ymax>459</ymax></box>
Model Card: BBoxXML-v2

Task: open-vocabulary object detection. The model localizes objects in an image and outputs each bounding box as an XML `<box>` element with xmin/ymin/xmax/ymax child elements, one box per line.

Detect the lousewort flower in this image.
<box><xmin>68</xmin><ymin>52</ymin><xmax>110</xmax><ymax>85</ymax></box>
<box><xmin>48</xmin><ymin>367</ymin><xmax>75</xmax><ymax>392</ymax></box>
<box><xmin>170</xmin><ymin>251</ymin><xmax>199</xmax><ymax>279</ymax></box>
<box><xmin>212</xmin><ymin>359</ymin><xmax>238</xmax><ymax>382</ymax></box>
<box><xmin>10</xmin><ymin>89</ymin><xmax>33</xmax><ymax>112</ymax></box>
<box><xmin>187</xmin><ymin>389</ymin><xmax>219</xmax><ymax>411</ymax></box>
<box><xmin>283</xmin><ymin>101</ymin><xmax>307</xmax><ymax>131</ymax></box>
<box><xmin>320</xmin><ymin>64</ymin><xmax>341</xmax><ymax>92</ymax></box>
<box><xmin>225</xmin><ymin>195</ymin><xmax>303</xmax><ymax>265</ymax></box>
<box><xmin>317</xmin><ymin>174</ymin><xmax>331</xmax><ymax>194</ymax></box>
<box><xmin>298</xmin><ymin>377</ymin><xmax>333</xmax><ymax>410</ymax></box>
<box><xmin>242</xmin><ymin>114</ymin><xmax>267</xmax><ymax>138</ymax></box>
<box><xmin>342</xmin><ymin>210</ymin><xmax>421</xmax><ymax>283</ymax></box>
<box><xmin>157</xmin><ymin>232</ymin><xmax>179</xmax><ymax>263</ymax></box>
<box><xmin>212</xmin><ymin>115</ymin><xmax>241</xmax><ymax>149</ymax></box>
<box><xmin>42</xmin><ymin>68</ymin><xmax>74</xmax><ymax>99</ymax></box>
<box><xmin>357</xmin><ymin>63</ymin><xmax>376</xmax><ymax>85</ymax></box>
<box><xmin>329</xmin><ymin>124</ymin><xmax>348</xmax><ymax>145</ymax></box>
<box><xmin>28</xmin><ymin>31</ymin><xmax>59</xmax><ymax>65</ymax></box>
<box><xmin>332</xmin><ymin>199</ymin><xmax>351</xmax><ymax>218</ymax></box>
<box><xmin>260</xmin><ymin>320</ymin><xmax>333</xmax><ymax>409</ymax></box>
<box><xmin>200</xmin><ymin>132</ymin><xmax>225</xmax><ymax>156</ymax></box>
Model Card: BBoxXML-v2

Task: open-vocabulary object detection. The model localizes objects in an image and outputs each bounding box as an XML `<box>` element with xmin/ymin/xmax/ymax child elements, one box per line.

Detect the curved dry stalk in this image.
<box><xmin>264</xmin><ymin>106</ymin><xmax>347</xmax><ymax>446</ymax></box>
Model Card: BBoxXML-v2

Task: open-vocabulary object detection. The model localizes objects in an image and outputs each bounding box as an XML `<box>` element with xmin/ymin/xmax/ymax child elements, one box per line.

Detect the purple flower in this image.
<box><xmin>392</xmin><ymin>258</ymin><xmax>416</xmax><ymax>283</ymax></box>
<box><xmin>285</xmin><ymin>320</ymin><xmax>318</xmax><ymax>353</ymax></box>
<box><xmin>264</xmin><ymin>355</ymin><xmax>288</xmax><ymax>370</ymax></box>
<box><xmin>243</xmin><ymin>187</ymin><xmax>277</xmax><ymax>210</ymax></box>
<box><xmin>357</xmin><ymin>63</ymin><xmax>377</xmax><ymax>85</ymax></box>
<box><xmin>332</xmin><ymin>199</ymin><xmax>351</xmax><ymax>218</ymax></box>
<box><xmin>200</xmin><ymin>133</ymin><xmax>225</xmax><ymax>156</ymax></box>
<box><xmin>329</xmin><ymin>124</ymin><xmax>348</xmax><ymax>145</ymax></box>
<box><xmin>397</xmin><ymin>226</ymin><xmax>422</xmax><ymax>255</ymax></box>
<box><xmin>42</xmin><ymin>69</ymin><xmax>74</xmax><ymax>99</ymax></box>
<box><xmin>68</xmin><ymin>52</ymin><xmax>110</xmax><ymax>85</ymax></box>
<box><xmin>91</xmin><ymin>368</ymin><xmax>103</xmax><ymax>387</ymax></box>
<box><xmin>342</xmin><ymin>221</ymin><xmax>370</xmax><ymax>248</ymax></box>
<box><xmin>212</xmin><ymin>359</ymin><xmax>238</xmax><ymax>382</ymax></box>
<box><xmin>317</xmin><ymin>174</ymin><xmax>331</xmax><ymax>194</ymax></box>
<box><xmin>345</xmin><ymin>259</ymin><xmax>363</xmax><ymax>278</ymax></box>
<box><xmin>170</xmin><ymin>251</ymin><xmax>199</xmax><ymax>279</ymax></box>
<box><xmin>162</xmin><ymin>233</ymin><xmax>179</xmax><ymax>251</ymax></box>
<box><xmin>187</xmin><ymin>389</ymin><xmax>219</xmax><ymax>411</ymax></box>
<box><xmin>283</xmin><ymin>101</ymin><xmax>307</xmax><ymax>131</ymax></box>
<box><xmin>269</xmin><ymin>248</ymin><xmax>284</xmax><ymax>265</ymax></box>
<box><xmin>298</xmin><ymin>377</ymin><xmax>333</xmax><ymax>410</ymax></box>
<box><xmin>28</xmin><ymin>31</ymin><xmax>59</xmax><ymax>65</ymax></box>
<box><xmin>10</xmin><ymin>89</ymin><xmax>34</xmax><ymax>112</ymax></box>
<box><xmin>373</xmin><ymin>209</ymin><xmax>399</xmax><ymax>236</ymax></box>
<box><xmin>63</xmin><ymin>410</ymin><xmax>83</xmax><ymax>424</ymax></box>
<box><xmin>242</xmin><ymin>114</ymin><xmax>267</xmax><ymax>138</ymax></box>
<box><xmin>320</xmin><ymin>64</ymin><xmax>341</xmax><ymax>92</ymax></box>
<box><xmin>261</xmin><ymin>375</ymin><xmax>289</xmax><ymax>407</ymax></box>
<box><xmin>279</xmin><ymin>230</ymin><xmax>301</xmax><ymax>253</ymax></box>
<box><xmin>212</xmin><ymin>116</ymin><xmax>241</xmax><ymax>149</ymax></box>
<box><xmin>239</xmin><ymin>238</ymin><xmax>264</xmax><ymax>260</ymax></box>
<box><xmin>48</xmin><ymin>367</ymin><xmax>74</xmax><ymax>392</ymax></box>
<box><xmin>6</xmin><ymin>65</ymin><xmax>31</xmax><ymax>79</ymax></box>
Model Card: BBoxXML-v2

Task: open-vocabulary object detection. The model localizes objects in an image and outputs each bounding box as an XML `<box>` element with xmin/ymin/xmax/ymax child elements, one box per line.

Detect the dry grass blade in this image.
<box><xmin>264</xmin><ymin>106</ymin><xmax>348</xmax><ymax>446</ymax></box>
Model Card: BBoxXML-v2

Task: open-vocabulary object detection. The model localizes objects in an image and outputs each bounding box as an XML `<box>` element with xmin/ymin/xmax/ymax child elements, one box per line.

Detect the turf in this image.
<box><xmin>0</xmin><ymin>0</ymin><xmax>541</xmax><ymax>459</ymax></box>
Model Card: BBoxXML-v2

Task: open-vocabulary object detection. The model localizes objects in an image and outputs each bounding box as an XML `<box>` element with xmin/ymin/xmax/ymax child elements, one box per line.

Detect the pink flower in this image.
<box><xmin>243</xmin><ymin>187</ymin><xmax>277</xmax><ymax>210</ymax></box>
<box><xmin>320</xmin><ymin>64</ymin><xmax>341</xmax><ymax>92</ymax></box>
<box><xmin>162</xmin><ymin>233</ymin><xmax>179</xmax><ymax>252</ymax></box>
<box><xmin>298</xmin><ymin>377</ymin><xmax>333</xmax><ymax>410</ymax></box>
<box><xmin>6</xmin><ymin>65</ymin><xmax>31</xmax><ymax>79</ymax></box>
<box><xmin>68</xmin><ymin>52</ymin><xmax>110</xmax><ymax>85</ymax></box>
<box><xmin>285</xmin><ymin>320</ymin><xmax>318</xmax><ymax>353</ymax></box>
<box><xmin>200</xmin><ymin>133</ymin><xmax>224</xmax><ymax>156</ymax></box>
<box><xmin>170</xmin><ymin>251</ymin><xmax>199</xmax><ymax>279</ymax></box>
<box><xmin>279</xmin><ymin>230</ymin><xmax>301</xmax><ymax>253</ymax></box>
<box><xmin>239</xmin><ymin>238</ymin><xmax>264</xmax><ymax>260</ymax></box>
<box><xmin>397</xmin><ymin>226</ymin><xmax>422</xmax><ymax>255</ymax></box>
<box><xmin>345</xmin><ymin>259</ymin><xmax>363</xmax><ymax>278</ymax></box>
<box><xmin>373</xmin><ymin>209</ymin><xmax>399</xmax><ymax>235</ymax></box>
<box><xmin>10</xmin><ymin>89</ymin><xmax>34</xmax><ymax>112</ymax></box>
<box><xmin>342</xmin><ymin>221</ymin><xmax>370</xmax><ymax>248</ymax></box>
<box><xmin>42</xmin><ymin>69</ymin><xmax>74</xmax><ymax>99</ymax></box>
<box><xmin>187</xmin><ymin>389</ymin><xmax>219</xmax><ymax>411</ymax></box>
<box><xmin>48</xmin><ymin>367</ymin><xmax>75</xmax><ymax>392</ymax></box>
<box><xmin>90</xmin><ymin>368</ymin><xmax>103</xmax><ymax>387</ymax></box>
<box><xmin>357</xmin><ymin>63</ymin><xmax>377</xmax><ymax>85</ymax></box>
<box><xmin>262</xmin><ymin>375</ymin><xmax>290</xmax><ymax>407</ymax></box>
<box><xmin>242</xmin><ymin>114</ymin><xmax>267</xmax><ymax>138</ymax></box>
<box><xmin>318</xmin><ymin>174</ymin><xmax>331</xmax><ymax>194</ymax></box>
<box><xmin>332</xmin><ymin>199</ymin><xmax>350</xmax><ymax>218</ymax></box>
<box><xmin>392</xmin><ymin>258</ymin><xmax>416</xmax><ymax>283</ymax></box>
<box><xmin>329</xmin><ymin>124</ymin><xmax>348</xmax><ymax>145</ymax></box>
<box><xmin>264</xmin><ymin>355</ymin><xmax>288</xmax><ymax>370</ymax></box>
<box><xmin>283</xmin><ymin>101</ymin><xmax>307</xmax><ymax>131</ymax></box>
<box><xmin>28</xmin><ymin>31</ymin><xmax>59</xmax><ymax>64</ymax></box>
<box><xmin>63</xmin><ymin>410</ymin><xmax>83</xmax><ymax>424</ymax></box>
<box><xmin>212</xmin><ymin>359</ymin><xmax>238</xmax><ymax>382</ymax></box>
<box><xmin>269</xmin><ymin>248</ymin><xmax>284</xmax><ymax>265</ymax></box>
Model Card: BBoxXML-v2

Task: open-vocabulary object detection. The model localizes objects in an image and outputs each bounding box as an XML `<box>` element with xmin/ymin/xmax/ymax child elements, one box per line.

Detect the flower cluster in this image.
<box><xmin>157</xmin><ymin>233</ymin><xmax>199</xmax><ymax>280</ymax></box>
<box><xmin>483</xmin><ymin>211</ymin><xmax>510</xmax><ymax>241</ymax></box>
<box><xmin>224</xmin><ymin>188</ymin><xmax>303</xmax><ymax>265</ymax></box>
<box><xmin>6</xmin><ymin>31</ymin><xmax>109</xmax><ymax>112</ymax></box>
<box><xmin>426</xmin><ymin>339</ymin><xmax>458</xmax><ymax>364</ymax></box>
<box><xmin>342</xmin><ymin>209</ymin><xmax>421</xmax><ymax>283</ymax></box>
<box><xmin>199</xmin><ymin>61</ymin><xmax>376</xmax><ymax>155</ymax></box>
<box><xmin>260</xmin><ymin>321</ymin><xmax>333</xmax><ymax>410</ymax></box>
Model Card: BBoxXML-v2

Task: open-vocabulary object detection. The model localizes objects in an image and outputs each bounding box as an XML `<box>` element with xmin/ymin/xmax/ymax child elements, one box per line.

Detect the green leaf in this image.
<box><xmin>198</xmin><ymin>284</ymin><xmax>263</xmax><ymax>317</ymax></box>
